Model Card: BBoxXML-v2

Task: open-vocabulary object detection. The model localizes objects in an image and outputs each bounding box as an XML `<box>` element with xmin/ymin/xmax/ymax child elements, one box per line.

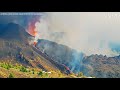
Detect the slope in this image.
<box><xmin>0</xmin><ymin>23</ymin><xmax>69</xmax><ymax>76</ymax></box>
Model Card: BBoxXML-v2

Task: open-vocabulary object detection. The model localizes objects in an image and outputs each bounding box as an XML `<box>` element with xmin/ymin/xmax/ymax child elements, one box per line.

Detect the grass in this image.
<box><xmin>8</xmin><ymin>73</ymin><xmax>14</xmax><ymax>78</ymax></box>
<box><xmin>0</xmin><ymin>62</ymin><xmax>69</xmax><ymax>78</ymax></box>
<box><xmin>0</xmin><ymin>62</ymin><xmax>90</xmax><ymax>78</ymax></box>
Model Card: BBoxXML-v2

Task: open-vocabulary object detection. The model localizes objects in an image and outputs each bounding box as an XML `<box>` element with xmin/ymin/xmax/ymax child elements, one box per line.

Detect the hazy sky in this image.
<box><xmin>35</xmin><ymin>12</ymin><xmax>120</xmax><ymax>56</ymax></box>
<box><xmin>1</xmin><ymin>12</ymin><xmax>120</xmax><ymax>56</ymax></box>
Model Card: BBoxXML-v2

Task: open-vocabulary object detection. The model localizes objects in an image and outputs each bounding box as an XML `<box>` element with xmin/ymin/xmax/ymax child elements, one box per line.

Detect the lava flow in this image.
<box><xmin>27</xmin><ymin>16</ymin><xmax>40</xmax><ymax>37</ymax></box>
<box><xmin>28</xmin><ymin>22</ymin><xmax>37</xmax><ymax>37</ymax></box>
<box><xmin>27</xmin><ymin>18</ymin><xmax>40</xmax><ymax>46</ymax></box>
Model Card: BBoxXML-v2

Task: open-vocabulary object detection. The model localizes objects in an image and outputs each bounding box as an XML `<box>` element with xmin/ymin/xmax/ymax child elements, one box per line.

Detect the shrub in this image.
<box><xmin>0</xmin><ymin>63</ymin><xmax>13</xmax><ymax>70</ymax></box>
<box><xmin>32</xmin><ymin>69</ymin><xmax>35</xmax><ymax>74</ymax></box>
<box><xmin>8</xmin><ymin>73</ymin><xmax>14</xmax><ymax>78</ymax></box>
<box><xmin>44</xmin><ymin>73</ymin><xmax>48</xmax><ymax>78</ymax></box>
<box><xmin>20</xmin><ymin>66</ymin><xmax>28</xmax><ymax>72</ymax></box>
<box><xmin>38</xmin><ymin>71</ymin><xmax>43</xmax><ymax>76</ymax></box>
<box><xmin>77</xmin><ymin>72</ymin><xmax>84</xmax><ymax>77</ymax></box>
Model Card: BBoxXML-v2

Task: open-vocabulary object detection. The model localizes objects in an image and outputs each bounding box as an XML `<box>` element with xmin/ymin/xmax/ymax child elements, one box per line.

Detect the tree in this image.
<box><xmin>44</xmin><ymin>73</ymin><xmax>48</xmax><ymax>78</ymax></box>
<box><xmin>33</xmin><ymin>71</ymin><xmax>34</xmax><ymax>74</ymax></box>
<box><xmin>20</xmin><ymin>66</ymin><xmax>27</xmax><ymax>72</ymax></box>
<box><xmin>38</xmin><ymin>71</ymin><xmax>43</xmax><ymax>76</ymax></box>
<box><xmin>8</xmin><ymin>73</ymin><xmax>14</xmax><ymax>78</ymax></box>
<box><xmin>78</xmin><ymin>72</ymin><xmax>84</xmax><ymax>77</ymax></box>
<box><xmin>0</xmin><ymin>63</ymin><xmax>12</xmax><ymax>70</ymax></box>
<box><xmin>32</xmin><ymin>69</ymin><xmax>35</xmax><ymax>74</ymax></box>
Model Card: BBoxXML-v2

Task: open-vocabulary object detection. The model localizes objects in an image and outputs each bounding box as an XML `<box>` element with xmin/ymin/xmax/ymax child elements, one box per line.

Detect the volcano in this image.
<box><xmin>0</xmin><ymin>23</ymin><xmax>32</xmax><ymax>43</ymax></box>
<box><xmin>0</xmin><ymin>23</ymin><xmax>72</xmax><ymax>78</ymax></box>
<box><xmin>0</xmin><ymin>22</ymin><xmax>120</xmax><ymax>78</ymax></box>
<box><xmin>36</xmin><ymin>39</ymin><xmax>120</xmax><ymax>78</ymax></box>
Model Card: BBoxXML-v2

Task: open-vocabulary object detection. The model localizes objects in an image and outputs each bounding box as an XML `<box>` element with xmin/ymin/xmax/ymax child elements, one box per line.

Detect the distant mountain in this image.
<box><xmin>82</xmin><ymin>54</ymin><xmax>120</xmax><ymax>78</ymax></box>
<box><xmin>0</xmin><ymin>22</ymin><xmax>120</xmax><ymax>78</ymax></box>
<box><xmin>36</xmin><ymin>39</ymin><xmax>85</xmax><ymax>73</ymax></box>
<box><xmin>37</xmin><ymin>39</ymin><xmax>120</xmax><ymax>78</ymax></box>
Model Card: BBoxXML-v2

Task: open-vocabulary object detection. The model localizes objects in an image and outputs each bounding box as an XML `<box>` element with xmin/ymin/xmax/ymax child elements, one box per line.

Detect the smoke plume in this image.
<box><xmin>1</xmin><ymin>12</ymin><xmax>120</xmax><ymax>56</ymax></box>
<box><xmin>34</xmin><ymin>12</ymin><xmax>120</xmax><ymax>57</ymax></box>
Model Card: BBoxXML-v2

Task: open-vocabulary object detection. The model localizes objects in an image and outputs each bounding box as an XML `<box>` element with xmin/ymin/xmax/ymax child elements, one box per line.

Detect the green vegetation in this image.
<box><xmin>78</xmin><ymin>72</ymin><xmax>84</xmax><ymax>77</ymax></box>
<box><xmin>8</xmin><ymin>73</ymin><xmax>14</xmax><ymax>78</ymax></box>
<box><xmin>0</xmin><ymin>62</ymin><xmax>53</xmax><ymax>78</ymax></box>
<box><xmin>0</xmin><ymin>62</ymin><xmax>90</xmax><ymax>78</ymax></box>
<box><xmin>38</xmin><ymin>71</ymin><xmax>43</xmax><ymax>76</ymax></box>
<box><xmin>20</xmin><ymin>66</ymin><xmax>28</xmax><ymax>72</ymax></box>
<box><xmin>32</xmin><ymin>69</ymin><xmax>35</xmax><ymax>74</ymax></box>
<box><xmin>77</xmin><ymin>72</ymin><xmax>87</xmax><ymax>78</ymax></box>
<box><xmin>44</xmin><ymin>73</ymin><xmax>48</xmax><ymax>78</ymax></box>
<box><xmin>0</xmin><ymin>63</ymin><xmax>13</xmax><ymax>70</ymax></box>
<box><xmin>37</xmin><ymin>71</ymin><xmax>49</xmax><ymax>78</ymax></box>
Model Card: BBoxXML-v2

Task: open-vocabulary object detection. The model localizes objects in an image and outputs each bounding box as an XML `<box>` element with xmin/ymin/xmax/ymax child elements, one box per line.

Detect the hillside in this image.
<box><xmin>36</xmin><ymin>39</ymin><xmax>85</xmax><ymax>73</ymax></box>
<box><xmin>82</xmin><ymin>54</ymin><xmax>120</xmax><ymax>78</ymax></box>
<box><xmin>0</xmin><ymin>22</ymin><xmax>120</xmax><ymax>78</ymax></box>
<box><xmin>0</xmin><ymin>62</ymin><xmax>75</xmax><ymax>78</ymax></box>
<box><xmin>0</xmin><ymin>23</ymin><xmax>78</xmax><ymax>78</ymax></box>
<box><xmin>36</xmin><ymin>39</ymin><xmax>120</xmax><ymax>78</ymax></box>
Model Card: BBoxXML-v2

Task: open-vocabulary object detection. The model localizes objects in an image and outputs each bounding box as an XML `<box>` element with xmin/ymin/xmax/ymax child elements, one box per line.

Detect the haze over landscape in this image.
<box><xmin>11</xmin><ymin>12</ymin><xmax>120</xmax><ymax>57</ymax></box>
<box><xmin>0</xmin><ymin>12</ymin><xmax>120</xmax><ymax>78</ymax></box>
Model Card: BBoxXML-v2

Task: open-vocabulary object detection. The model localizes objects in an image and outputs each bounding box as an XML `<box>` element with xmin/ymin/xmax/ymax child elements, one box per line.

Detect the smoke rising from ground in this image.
<box><xmin>1</xmin><ymin>13</ymin><xmax>120</xmax><ymax>56</ymax></box>
<box><xmin>34</xmin><ymin>12</ymin><xmax>120</xmax><ymax>56</ymax></box>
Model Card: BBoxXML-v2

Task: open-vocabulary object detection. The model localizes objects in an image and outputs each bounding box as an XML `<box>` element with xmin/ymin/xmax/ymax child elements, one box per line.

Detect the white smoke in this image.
<box><xmin>34</xmin><ymin>15</ymin><xmax>49</xmax><ymax>41</ymax></box>
<box><xmin>34</xmin><ymin>12</ymin><xmax>120</xmax><ymax>57</ymax></box>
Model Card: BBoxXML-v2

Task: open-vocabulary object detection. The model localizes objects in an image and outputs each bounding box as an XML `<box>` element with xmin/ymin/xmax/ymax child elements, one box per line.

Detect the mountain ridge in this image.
<box><xmin>36</xmin><ymin>39</ymin><xmax>120</xmax><ymax>78</ymax></box>
<box><xmin>0</xmin><ymin>22</ymin><xmax>76</xmax><ymax>78</ymax></box>
<box><xmin>0</xmin><ymin>22</ymin><xmax>120</xmax><ymax>78</ymax></box>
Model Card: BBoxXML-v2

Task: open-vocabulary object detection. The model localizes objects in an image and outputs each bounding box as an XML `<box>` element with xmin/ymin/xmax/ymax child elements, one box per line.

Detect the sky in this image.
<box><xmin>39</xmin><ymin>12</ymin><xmax>120</xmax><ymax>56</ymax></box>
<box><xmin>1</xmin><ymin>12</ymin><xmax>120</xmax><ymax>56</ymax></box>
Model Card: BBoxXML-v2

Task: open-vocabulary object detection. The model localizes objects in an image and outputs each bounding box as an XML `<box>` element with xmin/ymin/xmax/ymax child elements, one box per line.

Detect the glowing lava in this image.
<box><xmin>27</xmin><ymin>16</ymin><xmax>41</xmax><ymax>46</ymax></box>
<box><xmin>27</xmin><ymin>20</ymin><xmax>39</xmax><ymax>46</ymax></box>
<box><xmin>28</xmin><ymin>22</ymin><xmax>37</xmax><ymax>37</ymax></box>
<box><xmin>33</xmin><ymin>41</ymin><xmax>37</xmax><ymax>46</ymax></box>
<box><xmin>27</xmin><ymin>16</ymin><xmax>40</xmax><ymax>37</ymax></box>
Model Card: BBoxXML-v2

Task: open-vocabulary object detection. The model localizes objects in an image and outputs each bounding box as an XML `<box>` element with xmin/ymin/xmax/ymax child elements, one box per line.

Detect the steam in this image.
<box><xmin>34</xmin><ymin>12</ymin><xmax>120</xmax><ymax>57</ymax></box>
<box><xmin>34</xmin><ymin>15</ymin><xmax>49</xmax><ymax>41</ymax></box>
